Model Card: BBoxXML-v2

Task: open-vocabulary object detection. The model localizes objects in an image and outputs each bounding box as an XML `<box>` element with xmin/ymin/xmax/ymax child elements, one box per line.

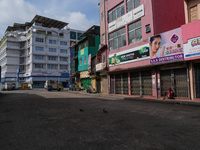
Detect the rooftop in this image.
<box><xmin>31</xmin><ymin>15</ymin><xmax>68</xmax><ymax>29</ymax></box>
<box><xmin>6</xmin><ymin>15</ymin><xmax>68</xmax><ymax>32</ymax></box>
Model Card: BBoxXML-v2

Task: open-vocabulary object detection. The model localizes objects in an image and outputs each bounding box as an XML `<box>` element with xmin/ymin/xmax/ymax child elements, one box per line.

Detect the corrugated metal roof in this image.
<box><xmin>31</xmin><ymin>15</ymin><xmax>68</xmax><ymax>29</ymax></box>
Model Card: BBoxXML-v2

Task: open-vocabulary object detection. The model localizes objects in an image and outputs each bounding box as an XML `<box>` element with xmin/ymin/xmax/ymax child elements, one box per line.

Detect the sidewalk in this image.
<box><xmin>68</xmin><ymin>90</ymin><xmax>200</xmax><ymax>107</ymax></box>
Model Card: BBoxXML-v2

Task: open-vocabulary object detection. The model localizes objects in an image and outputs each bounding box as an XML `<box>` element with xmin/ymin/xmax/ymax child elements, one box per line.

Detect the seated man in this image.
<box><xmin>163</xmin><ymin>88</ymin><xmax>174</xmax><ymax>100</ymax></box>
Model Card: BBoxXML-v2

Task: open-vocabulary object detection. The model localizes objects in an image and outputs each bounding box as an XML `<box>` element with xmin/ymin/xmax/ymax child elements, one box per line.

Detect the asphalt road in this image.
<box><xmin>1</xmin><ymin>89</ymin><xmax>200</xmax><ymax>150</ymax></box>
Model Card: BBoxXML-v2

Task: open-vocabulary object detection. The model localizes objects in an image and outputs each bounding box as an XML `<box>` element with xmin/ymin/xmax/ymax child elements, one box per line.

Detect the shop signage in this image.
<box><xmin>81</xmin><ymin>49</ymin><xmax>84</xmax><ymax>55</ymax></box>
<box><xmin>88</xmin><ymin>54</ymin><xmax>91</xmax><ymax>72</ymax></box>
<box><xmin>97</xmin><ymin>52</ymin><xmax>101</xmax><ymax>63</ymax></box>
<box><xmin>109</xmin><ymin>44</ymin><xmax>149</xmax><ymax>66</ymax></box>
<box><xmin>96</xmin><ymin>62</ymin><xmax>106</xmax><ymax>71</ymax></box>
<box><xmin>61</xmin><ymin>73</ymin><xmax>70</xmax><ymax>76</ymax></box>
<box><xmin>184</xmin><ymin>36</ymin><xmax>200</xmax><ymax>59</ymax></box>
<box><xmin>80</xmin><ymin>71</ymin><xmax>90</xmax><ymax>78</ymax></box>
<box><xmin>109</xmin><ymin>4</ymin><xmax>144</xmax><ymax>32</ymax></box>
<box><xmin>149</xmin><ymin>28</ymin><xmax>184</xmax><ymax>64</ymax></box>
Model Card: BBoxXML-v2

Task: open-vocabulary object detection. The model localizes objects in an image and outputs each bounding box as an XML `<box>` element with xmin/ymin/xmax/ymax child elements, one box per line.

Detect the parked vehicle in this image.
<box><xmin>45</xmin><ymin>80</ymin><xmax>63</xmax><ymax>91</ymax></box>
<box><xmin>3</xmin><ymin>83</ymin><xmax>16</xmax><ymax>90</ymax></box>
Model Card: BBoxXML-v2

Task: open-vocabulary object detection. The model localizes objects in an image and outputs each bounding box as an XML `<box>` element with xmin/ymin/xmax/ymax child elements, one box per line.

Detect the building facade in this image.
<box><xmin>77</xmin><ymin>26</ymin><xmax>100</xmax><ymax>90</ymax></box>
<box><xmin>0</xmin><ymin>15</ymin><xmax>84</xmax><ymax>88</ymax></box>
<box><xmin>100</xmin><ymin>0</ymin><xmax>187</xmax><ymax>98</ymax></box>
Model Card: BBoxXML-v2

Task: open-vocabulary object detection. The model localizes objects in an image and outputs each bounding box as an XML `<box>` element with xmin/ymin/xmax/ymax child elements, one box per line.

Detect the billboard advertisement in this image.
<box><xmin>109</xmin><ymin>44</ymin><xmax>149</xmax><ymax>66</ymax></box>
<box><xmin>109</xmin><ymin>4</ymin><xmax>144</xmax><ymax>32</ymax></box>
<box><xmin>184</xmin><ymin>36</ymin><xmax>200</xmax><ymax>59</ymax></box>
<box><xmin>149</xmin><ymin>28</ymin><xmax>184</xmax><ymax>64</ymax></box>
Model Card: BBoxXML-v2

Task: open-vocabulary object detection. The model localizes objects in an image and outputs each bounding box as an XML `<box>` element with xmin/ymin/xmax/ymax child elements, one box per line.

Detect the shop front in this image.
<box><xmin>194</xmin><ymin>63</ymin><xmax>200</xmax><ymax>98</ymax></box>
<box><xmin>80</xmin><ymin>71</ymin><xmax>91</xmax><ymax>89</ymax></box>
<box><xmin>96</xmin><ymin>62</ymin><xmax>108</xmax><ymax>94</ymax></box>
<box><xmin>149</xmin><ymin>28</ymin><xmax>189</xmax><ymax>99</ymax></box>
<box><xmin>159</xmin><ymin>64</ymin><xmax>188</xmax><ymax>98</ymax></box>
<box><xmin>182</xmin><ymin>20</ymin><xmax>200</xmax><ymax>100</ymax></box>
<box><xmin>130</xmin><ymin>70</ymin><xmax>152</xmax><ymax>96</ymax></box>
<box><xmin>108</xmin><ymin>44</ymin><xmax>152</xmax><ymax>96</ymax></box>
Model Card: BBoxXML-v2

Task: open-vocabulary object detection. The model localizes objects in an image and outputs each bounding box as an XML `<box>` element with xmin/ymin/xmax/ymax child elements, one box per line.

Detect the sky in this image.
<box><xmin>0</xmin><ymin>0</ymin><xmax>100</xmax><ymax>38</ymax></box>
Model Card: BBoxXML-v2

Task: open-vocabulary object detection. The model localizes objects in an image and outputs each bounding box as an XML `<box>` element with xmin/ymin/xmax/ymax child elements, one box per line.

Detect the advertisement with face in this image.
<box><xmin>149</xmin><ymin>28</ymin><xmax>184</xmax><ymax>64</ymax></box>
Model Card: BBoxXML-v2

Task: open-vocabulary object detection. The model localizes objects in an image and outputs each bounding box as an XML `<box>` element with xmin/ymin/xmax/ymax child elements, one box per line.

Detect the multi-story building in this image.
<box><xmin>96</xmin><ymin>0</ymin><xmax>109</xmax><ymax>94</ymax></box>
<box><xmin>182</xmin><ymin>0</ymin><xmax>200</xmax><ymax>100</ymax></box>
<box><xmin>100</xmin><ymin>0</ymin><xmax>187</xmax><ymax>98</ymax></box>
<box><xmin>0</xmin><ymin>15</ymin><xmax>84</xmax><ymax>88</ymax></box>
<box><xmin>74</xmin><ymin>25</ymin><xmax>100</xmax><ymax>90</ymax></box>
<box><xmin>70</xmin><ymin>41</ymin><xmax>78</xmax><ymax>85</ymax></box>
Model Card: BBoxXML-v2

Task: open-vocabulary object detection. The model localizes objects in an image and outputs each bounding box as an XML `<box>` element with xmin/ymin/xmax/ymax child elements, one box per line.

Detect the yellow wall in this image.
<box><xmin>92</xmin><ymin>78</ymin><xmax>96</xmax><ymax>91</ymax></box>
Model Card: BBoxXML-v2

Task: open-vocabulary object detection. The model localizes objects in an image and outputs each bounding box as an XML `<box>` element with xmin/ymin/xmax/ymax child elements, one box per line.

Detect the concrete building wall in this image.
<box><xmin>152</xmin><ymin>0</ymin><xmax>185</xmax><ymax>35</ymax></box>
<box><xmin>0</xmin><ymin>17</ymin><xmax>84</xmax><ymax>87</ymax></box>
<box><xmin>99</xmin><ymin>0</ymin><xmax>107</xmax><ymax>45</ymax></box>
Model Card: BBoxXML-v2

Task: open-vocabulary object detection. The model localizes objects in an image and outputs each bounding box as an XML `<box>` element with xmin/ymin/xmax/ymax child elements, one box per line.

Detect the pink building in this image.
<box><xmin>98</xmin><ymin>0</ymin><xmax>187</xmax><ymax>99</ymax></box>
<box><xmin>182</xmin><ymin>19</ymin><xmax>200</xmax><ymax>100</ymax></box>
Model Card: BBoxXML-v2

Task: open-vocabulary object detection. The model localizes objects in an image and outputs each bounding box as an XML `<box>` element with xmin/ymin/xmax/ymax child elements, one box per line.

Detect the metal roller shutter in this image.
<box><xmin>174</xmin><ymin>68</ymin><xmax>188</xmax><ymax>97</ymax></box>
<box><xmin>122</xmin><ymin>73</ymin><xmax>128</xmax><ymax>94</ymax></box>
<box><xmin>115</xmin><ymin>74</ymin><xmax>122</xmax><ymax>94</ymax></box>
<box><xmin>195</xmin><ymin>64</ymin><xmax>200</xmax><ymax>98</ymax></box>
<box><xmin>130</xmin><ymin>72</ymin><xmax>140</xmax><ymax>95</ymax></box>
<box><xmin>102</xmin><ymin>76</ymin><xmax>108</xmax><ymax>94</ymax></box>
<box><xmin>141</xmin><ymin>71</ymin><xmax>152</xmax><ymax>95</ymax></box>
<box><xmin>160</xmin><ymin>70</ymin><xmax>171</xmax><ymax>96</ymax></box>
<box><xmin>110</xmin><ymin>75</ymin><xmax>114</xmax><ymax>94</ymax></box>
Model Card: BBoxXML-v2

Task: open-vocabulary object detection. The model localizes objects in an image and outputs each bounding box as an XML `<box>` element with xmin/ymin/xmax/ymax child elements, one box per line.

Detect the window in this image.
<box><xmin>190</xmin><ymin>5</ymin><xmax>198</xmax><ymax>22</ymax></box>
<box><xmin>60</xmin><ymin>57</ymin><xmax>67</xmax><ymax>62</ymax></box>
<box><xmin>48</xmin><ymin>64</ymin><xmax>57</xmax><ymax>69</ymax></box>
<box><xmin>70</xmin><ymin>31</ymin><xmax>76</xmax><ymax>39</ymax></box>
<box><xmin>102</xmin><ymin>33</ymin><xmax>105</xmax><ymax>43</ymax></box>
<box><xmin>60</xmin><ymin>41</ymin><xmax>67</xmax><ymax>46</ymax></box>
<box><xmin>108</xmin><ymin>3</ymin><xmax>124</xmax><ymax>23</ymax></box>
<box><xmin>35</xmin><ymin>64</ymin><xmax>44</xmax><ymax>69</ymax></box>
<box><xmin>35</xmin><ymin>55</ymin><xmax>44</xmax><ymax>60</ymax></box>
<box><xmin>126</xmin><ymin>0</ymin><xmax>140</xmax><ymax>12</ymax></box>
<box><xmin>59</xmin><ymin>33</ymin><xmax>64</xmax><ymax>37</ymax></box>
<box><xmin>35</xmin><ymin>38</ymin><xmax>44</xmax><ymax>43</ymax></box>
<box><xmin>47</xmin><ymin>31</ymin><xmax>52</xmax><ymax>35</ymax></box>
<box><xmin>60</xmin><ymin>49</ymin><xmax>67</xmax><ymax>53</ymax></box>
<box><xmin>78</xmin><ymin>33</ymin><xmax>83</xmax><ymax>40</ymax></box>
<box><xmin>80</xmin><ymin>57</ymin><xmax>82</xmax><ymax>66</ymax></box>
<box><xmin>103</xmin><ymin>54</ymin><xmax>106</xmax><ymax>63</ymax></box>
<box><xmin>101</xmin><ymin>12</ymin><xmax>104</xmax><ymax>21</ymax></box>
<box><xmin>128</xmin><ymin>20</ymin><xmax>142</xmax><ymax>45</ymax></box>
<box><xmin>49</xmin><ymin>48</ymin><xmax>56</xmax><ymax>52</ymax></box>
<box><xmin>35</xmin><ymin>46</ymin><xmax>44</xmax><ymax>51</ymax></box>
<box><xmin>109</xmin><ymin>27</ymin><xmax>126</xmax><ymax>51</ymax></box>
<box><xmin>48</xmin><ymin>56</ymin><xmax>57</xmax><ymax>61</ymax></box>
<box><xmin>84</xmin><ymin>56</ymin><xmax>87</xmax><ymax>64</ymax></box>
<box><xmin>78</xmin><ymin>41</ymin><xmax>89</xmax><ymax>50</ymax></box>
<box><xmin>60</xmin><ymin>65</ymin><xmax>68</xmax><ymax>70</ymax></box>
<box><xmin>49</xmin><ymin>39</ymin><xmax>56</xmax><ymax>44</ymax></box>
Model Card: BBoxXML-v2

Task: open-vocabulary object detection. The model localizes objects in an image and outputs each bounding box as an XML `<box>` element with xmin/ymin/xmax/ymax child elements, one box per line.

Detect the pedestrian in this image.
<box><xmin>163</xmin><ymin>88</ymin><xmax>174</xmax><ymax>100</ymax></box>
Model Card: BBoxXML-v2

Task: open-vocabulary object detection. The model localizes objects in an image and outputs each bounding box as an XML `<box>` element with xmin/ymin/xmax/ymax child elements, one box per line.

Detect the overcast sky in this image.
<box><xmin>0</xmin><ymin>0</ymin><xmax>100</xmax><ymax>38</ymax></box>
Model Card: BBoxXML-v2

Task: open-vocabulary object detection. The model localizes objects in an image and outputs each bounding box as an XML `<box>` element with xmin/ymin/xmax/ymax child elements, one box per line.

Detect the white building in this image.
<box><xmin>0</xmin><ymin>15</ymin><xmax>84</xmax><ymax>88</ymax></box>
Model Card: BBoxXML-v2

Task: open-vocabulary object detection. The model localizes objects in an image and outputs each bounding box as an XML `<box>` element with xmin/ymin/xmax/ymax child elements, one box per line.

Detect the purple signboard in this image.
<box><xmin>149</xmin><ymin>28</ymin><xmax>184</xmax><ymax>64</ymax></box>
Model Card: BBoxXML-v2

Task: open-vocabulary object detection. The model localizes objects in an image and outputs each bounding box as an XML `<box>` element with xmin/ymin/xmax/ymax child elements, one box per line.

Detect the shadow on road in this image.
<box><xmin>1</xmin><ymin>91</ymin><xmax>200</xmax><ymax>149</ymax></box>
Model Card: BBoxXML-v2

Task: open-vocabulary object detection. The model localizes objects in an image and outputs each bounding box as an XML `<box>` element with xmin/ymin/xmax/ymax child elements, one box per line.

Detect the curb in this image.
<box><xmin>124</xmin><ymin>97</ymin><xmax>200</xmax><ymax>107</ymax></box>
<box><xmin>68</xmin><ymin>90</ymin><xmax>200</xmax><ymax>106</ymax></box>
